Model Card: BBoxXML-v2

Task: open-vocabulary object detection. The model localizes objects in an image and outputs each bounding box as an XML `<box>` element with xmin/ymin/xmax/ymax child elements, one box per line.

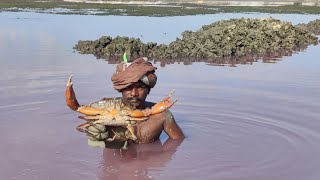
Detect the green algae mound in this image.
<box><xmin>296</xmin><ymin>19</ymin><xmax>320</xmax><ymax>36</ymax></box>
<box><xmin>74</xmin><ymin>18</ymin><xmax>319</xmax><ymax>60</ymax></box>
<box><xmin>75</xmin><ymin>36</ymin><xmax>156</xmax><ymax>58</ymax></box>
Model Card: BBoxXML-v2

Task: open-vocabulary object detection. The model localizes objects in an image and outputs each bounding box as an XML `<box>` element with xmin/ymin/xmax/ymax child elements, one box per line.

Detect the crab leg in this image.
<box><xmin>130</xmin><ymin>90</ymin><xmax>178</xmax><ymax>118</ymax></box>
<box><xmin>128</xmin><ymin>117</ymin><xmax>150</xmax><ymax>121</ymax></box>
<box><xmin>77</xmin><ymin>106</ymin><xmax>108</xmax><ymax>116</ymax></box>
<box><xmin>127</xmin><ymin>124</ymin><xmax>137</xmax><ymax>141</ymax></box>
<box><xmin>76</xmin><ymin>122</ymin><xmax>93</xmax><ymax>133</ymax></box>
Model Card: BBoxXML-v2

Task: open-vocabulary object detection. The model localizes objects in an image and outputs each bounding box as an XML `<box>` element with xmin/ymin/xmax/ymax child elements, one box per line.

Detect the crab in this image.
<box><xmin>65</xmin><ymin>75</ymin><xmax>177</xmax><ymax>142</ymax></box>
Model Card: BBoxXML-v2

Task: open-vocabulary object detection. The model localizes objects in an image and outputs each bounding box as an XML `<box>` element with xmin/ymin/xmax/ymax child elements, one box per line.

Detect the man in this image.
<box><xmin>87</xmin><ymin>57</ymin><xmax>184</xmax><ymax>148</ymax></box>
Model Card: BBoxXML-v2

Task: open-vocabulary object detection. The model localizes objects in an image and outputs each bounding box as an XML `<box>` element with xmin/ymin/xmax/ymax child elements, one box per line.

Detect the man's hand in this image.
<box><xmin>86</xmin><ymin>124</ymin><xmax>108</xmax><ymax>148</ymax></box>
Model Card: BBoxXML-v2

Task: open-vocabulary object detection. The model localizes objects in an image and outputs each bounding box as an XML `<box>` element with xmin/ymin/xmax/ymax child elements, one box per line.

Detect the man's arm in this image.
<box><xmin>163</xmin><ymin>111</ymin><xmax>185</xmax><ymax>139</ymax></box>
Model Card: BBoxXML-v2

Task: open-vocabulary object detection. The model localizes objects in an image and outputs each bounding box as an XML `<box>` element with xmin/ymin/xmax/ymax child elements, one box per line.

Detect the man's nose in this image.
<box><xmin>130</xmin><ymin>87</ymin><xmax>139</xmax><ymax>97</ymax></box>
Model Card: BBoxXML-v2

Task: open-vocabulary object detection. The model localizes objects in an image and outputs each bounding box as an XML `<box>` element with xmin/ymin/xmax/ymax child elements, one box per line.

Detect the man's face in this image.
<box><xmin>121</xmin><ymin>81</ymin><xmax>150</xmax><ymax>108</ymax></box>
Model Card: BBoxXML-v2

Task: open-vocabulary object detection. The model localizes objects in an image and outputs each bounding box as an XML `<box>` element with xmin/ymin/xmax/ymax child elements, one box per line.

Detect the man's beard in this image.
<box><xmin>126</xmin><ymin>97</ymin><xmax>143</xmax><ymax>107</ymax></box>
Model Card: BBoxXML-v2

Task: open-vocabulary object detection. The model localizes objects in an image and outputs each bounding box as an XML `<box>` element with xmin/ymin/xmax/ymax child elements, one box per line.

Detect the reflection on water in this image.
<box><xmin>154</xmin><ymin>47</ymin><xmax>303</xmax><ymax>67</ymax></box>
<box><xmin>99</xmin><ymin>139</ymin><xmax>183</xmax><ymax>179</ymax></box>
<box><xmin>1</xmin><ymin>12</ymin><xmax>320</xmax><ymax>180</ymax></box>
<box><xmin>101</xmin><ymin>46</ymin><xmax>307</xmax><ymax>67</ymax></box>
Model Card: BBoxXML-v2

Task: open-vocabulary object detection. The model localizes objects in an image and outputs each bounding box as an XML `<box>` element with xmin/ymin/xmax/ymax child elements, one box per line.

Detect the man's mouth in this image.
<box><xmin>126</xmin><ymin>97</ymin><xmax>141</xmax><ymax>105</ymax></box>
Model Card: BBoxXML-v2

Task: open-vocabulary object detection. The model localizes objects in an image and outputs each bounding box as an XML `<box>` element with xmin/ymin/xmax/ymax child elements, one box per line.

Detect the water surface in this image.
<box><xmin>0</xmin><ymin>12</ymin><xmax>320</xmax><ymax>180</ymax></box>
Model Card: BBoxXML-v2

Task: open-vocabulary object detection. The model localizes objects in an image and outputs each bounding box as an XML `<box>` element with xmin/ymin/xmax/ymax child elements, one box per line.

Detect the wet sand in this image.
<box><xmin>0</xmin><ymin>12</ymin><xmax>320</xmax><ymax>180</ymax></box>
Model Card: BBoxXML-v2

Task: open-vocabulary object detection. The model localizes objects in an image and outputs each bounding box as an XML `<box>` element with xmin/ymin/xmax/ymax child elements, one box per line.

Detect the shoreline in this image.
<box><xmin>1</xmin><ymin>0</ymin><xmax>320</xmax><ymax>16</ymax></box>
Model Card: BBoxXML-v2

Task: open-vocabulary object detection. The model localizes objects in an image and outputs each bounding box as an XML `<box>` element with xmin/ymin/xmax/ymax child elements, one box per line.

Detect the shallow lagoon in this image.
<box><xmin>0</xmin><ymin>12</ymin><xmax>320</xmax><ymax>180</ymax></box>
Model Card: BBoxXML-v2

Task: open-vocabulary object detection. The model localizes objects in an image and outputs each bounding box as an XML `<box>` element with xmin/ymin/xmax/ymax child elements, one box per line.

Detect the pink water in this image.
<box><xmin>0</xmin><ymin>12</ymin><xmax>320</xmax><ymax>180</ymax></box>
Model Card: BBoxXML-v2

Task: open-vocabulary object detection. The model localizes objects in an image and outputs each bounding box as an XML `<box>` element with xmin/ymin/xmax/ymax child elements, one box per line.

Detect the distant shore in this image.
<box><xmin>64</xmin><ymin>0</ymin><xmax>320</xmax><ymax>7</ymax></box>
<box><xmin>1</xmin><ymin>0</ymin><xmax>320</xmax><ymax>16</ymax></box>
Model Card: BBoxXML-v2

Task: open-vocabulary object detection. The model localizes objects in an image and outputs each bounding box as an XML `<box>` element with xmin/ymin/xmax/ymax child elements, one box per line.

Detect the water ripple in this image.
<box><xmin>175</xmin><ymin>95</ymin><xmax>320</xmax><ymax>180</ymax></box>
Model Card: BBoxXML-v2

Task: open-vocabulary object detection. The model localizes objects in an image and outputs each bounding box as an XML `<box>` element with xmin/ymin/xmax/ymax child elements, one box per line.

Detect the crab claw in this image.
<box><xmin>66</xmin><ymin>75</ymin><xmax>107</xmax><ymax>116</ymax></box>
<box><xmin>151</xmin><ymin>90</ymin><xmax>177</xmax><ymax>114</ymax></box>
<box><xmin>66</xmin><ymin>75</ymin><xmax>80</xmax><ymax>111</ymax></box>
<box><xmin>130</xmin><ymin>90</ymin><xmax>177</xmax><ymax>117</ymax></box>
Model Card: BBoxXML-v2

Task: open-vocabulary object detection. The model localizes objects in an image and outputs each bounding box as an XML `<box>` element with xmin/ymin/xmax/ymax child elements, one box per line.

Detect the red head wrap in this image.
<box><xmin>111</xmin><ymin>57</ymin><xmax>157</xmax><ymax>91</ymax></box>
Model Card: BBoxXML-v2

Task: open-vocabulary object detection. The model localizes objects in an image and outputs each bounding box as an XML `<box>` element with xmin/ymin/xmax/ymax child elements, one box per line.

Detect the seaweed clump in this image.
<box><xmin>74</xmin><ymin>36</ymin><xmax>157</xmax><ymax>58</ymax></box>
<box><xmin>74</xmin><ymin>18</ymin><xmax>319</xmax><ymax>61</ymax></box>
<box><xmin>295</xmin><ymin>19</ymin><xmax>320</xmax><ymax>36</ymax></box>
<box><xmin>152</xmin><ymin>18</ymin><xmax>318</xmax><ymax>59</ymax></box>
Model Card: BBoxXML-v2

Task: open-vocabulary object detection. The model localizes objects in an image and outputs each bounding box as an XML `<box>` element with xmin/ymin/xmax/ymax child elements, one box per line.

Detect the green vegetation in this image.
<box><xmin>1</xmin><ymin>0</ymin><xmax>320</xmax><ymax>16</ymax></box>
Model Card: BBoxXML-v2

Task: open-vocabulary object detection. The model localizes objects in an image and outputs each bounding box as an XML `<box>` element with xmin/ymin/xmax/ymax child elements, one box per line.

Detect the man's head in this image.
<box><xmin>121</xmin><ymin>80</ymin><xmax>149</xmax><ymax>107</ymax></box>
<box><xmin>111</xmin><ymin>57</ymin><xmax>157</xmax><ymax>107</ymax></box>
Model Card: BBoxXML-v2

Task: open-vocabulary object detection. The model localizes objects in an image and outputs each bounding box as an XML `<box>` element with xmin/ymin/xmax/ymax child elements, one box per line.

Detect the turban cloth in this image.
<box><xmin>111</xmin><ymin>57</ymin><xmax>157</xmax><ymax>91</ymax></box>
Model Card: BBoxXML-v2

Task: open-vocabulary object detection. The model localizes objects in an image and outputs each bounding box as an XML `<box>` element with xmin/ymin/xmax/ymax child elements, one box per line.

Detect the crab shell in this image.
<box><xmin>78</xmin><ymin>97</ymin><xmax>148</xmax><ymax>124</ymax></box>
